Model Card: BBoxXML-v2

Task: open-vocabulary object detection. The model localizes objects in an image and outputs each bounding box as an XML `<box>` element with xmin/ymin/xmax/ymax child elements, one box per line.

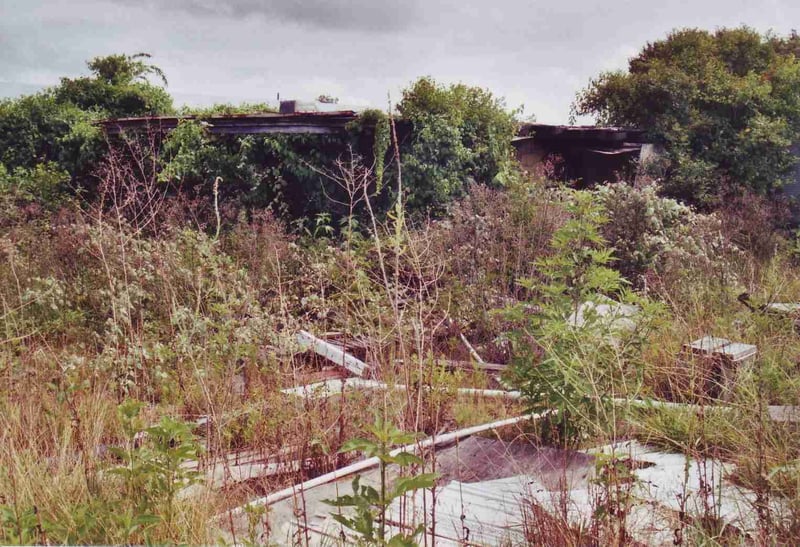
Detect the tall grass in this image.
<box><xmin>3</xmin><ymin>140</ymin><xmax>800</xmax><ymax>544</ymax></box>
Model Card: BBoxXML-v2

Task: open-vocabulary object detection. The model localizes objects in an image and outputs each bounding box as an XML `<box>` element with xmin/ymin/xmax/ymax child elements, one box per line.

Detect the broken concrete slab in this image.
<box><xmin>682</xmin><ymin>336</ymin><xmax>758</xmax><ymax>400</ymax></box>
<box><xmin>767</xmin><ymin>405</ymin><xmax>800</xmax><ymax>422</ymax></box>
<box><xmin>766</xmin><ymin>302</ymin><xmax>800</xmax><ymax>314</ymax></box>
<box><xmin>296</xmin><ymin>330</ymin><xmax>369</xmax><ymax>376</ymax></box>
<box><xmin>684</xmin><ymin>336</ymin><xmax>757</xmax><ymax>365</ymax></box>
<box><xmin>218</xmin><ymin>411</ymin><xmax>552</xmax><ymax>543</ymax></box>
<box><xmin>435</xmin><ymin>437</ymin><xmax>592</xmax><ymax>488</ymax></box>
<box><xmin>252</xmin><ymin>439</ymin><xmax>770</xmax><ymax>546</ymax></box>
<box><xmin>686</xmin><ymin>336</ymin><xmax>731</xmax><ymax>354</ymax></box>
<box><xmin>567</xmin><ymin>299</ymin><xmax>639</xmax><ymax>332</ymax></box>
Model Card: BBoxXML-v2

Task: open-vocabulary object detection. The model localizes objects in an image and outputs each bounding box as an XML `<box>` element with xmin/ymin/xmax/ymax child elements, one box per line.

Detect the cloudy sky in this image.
<box><xmin>1</xmin><ymin>0</ymin><xmax>799</xmax><ymax>123</ymax></box>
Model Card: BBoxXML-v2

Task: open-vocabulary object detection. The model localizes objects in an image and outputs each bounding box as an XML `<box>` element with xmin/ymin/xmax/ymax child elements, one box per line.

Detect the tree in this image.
<box><xmin>0</xmin><ymin>53</ymin><xmax>173</xmax><ymax>198</ymax></box>
<box><xmin>574</xmin><ymin>27</ymin><xmax>800</xmax><ymax>207</ymax></box>
<box><xmin>55</xmin><ymin>53</ymin><xmax>172</xmax><ymax>117</ymax></box>
<box><xmin>397</xmin><ymin>77</ymin><xmax>518</xmax><ymax>212</ymax></box>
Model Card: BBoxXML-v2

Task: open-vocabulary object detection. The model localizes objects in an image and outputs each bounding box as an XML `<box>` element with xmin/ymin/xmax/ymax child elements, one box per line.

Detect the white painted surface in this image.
<box><xmin>296</xmin><ymin>330</ymin><xmax>368</xmax><ymax>376</ymax></box>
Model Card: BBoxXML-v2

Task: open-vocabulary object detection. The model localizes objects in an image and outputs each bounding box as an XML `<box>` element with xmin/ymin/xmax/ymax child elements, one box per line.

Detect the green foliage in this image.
<box><xmin>0</xmin><ymin>92</ymin><xmax>101</xmax><ymax>175</ymax></box>
<box><xmin>324</xmin><ymin>418</ymin><xmax>437</xmax><ymax>546</ymax></box>
<box><xmin>0</xmin><ymin>162</ymin><xmax>71</xmax><ymax>216</ymax></box>
<box><xmin>575</xmin><ymin>27</ymin><xmax>800</xmax><ymax>206</ymax></box>
<box><xmin>108</xmin><ymin>400</ymin><xmax>201</xmax><ymax>531</ymax></box>
<box><xmin>55</xmin><ymin>53</ymin><xmax>172</xmax><ymax>117</ymax></box>
<box><xmin>505</xmin><ymin>190</ymin><xmax>655</xmax><ymax>442</ymax></box>
<box><xmin>178</xmin><ymin>102</ymin><xmax>277</xmax><ymax>116</ymax></box>
<box><xmin>533</xmin><ymin>191</ymin><xmax>623</xmax><ymax>311</ymax></box>
<box><xmin>0</xmin><ymin>400</ymin><xmax>201</xmax><ymax>545</ymax></box>
<box><xmin>397</xmin><ymin>76</ymin><xmax>518</xmax><ymax>212</ymax></box>
<box><xmin>152</xmin><ymin>78</ymin><xmax>519</xmax><ymax>225</ymax></box>
<box><xmin>359</xmin><ymin>109</ymin><xmax>391</xmax><ymax>192</ymax></box>
<box><xmin>0</xmin><ymin>53</ymin><xmax>171</xmax><ymax>195</ymax></box>
<box><xmin>0</xmin><ymin>504</ymin><xmax>40</xmax><ymax>545</ymax></box>
<box><xmin>592</xmin><ymin>183</ymin><xmax>694</xmax><ymax>283</ymax></box>
<box><xmin>158</xmin><ymin>118</ymin><xmax>376</xmax><ymax>223</ymax></box>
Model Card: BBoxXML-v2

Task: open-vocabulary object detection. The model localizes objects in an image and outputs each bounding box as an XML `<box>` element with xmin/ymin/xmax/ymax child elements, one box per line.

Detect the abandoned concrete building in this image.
<box><xmin>100</xmin><ymin>100</ymin><xmax>653</xmax><ymax>188</ymax></box>
<box><xmin>513</xmin><ymin>123</ymin><xmax>655</xmax><ymax>186</ymax></box>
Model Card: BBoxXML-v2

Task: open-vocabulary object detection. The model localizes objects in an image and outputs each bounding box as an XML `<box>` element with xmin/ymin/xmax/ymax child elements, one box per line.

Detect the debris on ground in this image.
<box><xmin>296</xmin><ymin>330</ymin><xmax>369</xmax><ymax>376</ymax></box>
<box><xmin>682</xmin><ymin>336</ymin><xmax>758</xmax><ymax>399</ymax></box>
<box><xmin>222</xmin><ymin>438</ymin><xmax>771</xmax><ymax>546</ymax></box>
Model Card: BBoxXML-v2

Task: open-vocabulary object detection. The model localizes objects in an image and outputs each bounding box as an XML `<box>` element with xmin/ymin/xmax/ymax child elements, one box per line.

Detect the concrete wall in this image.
<box><xmin>513</xmin><ymin>140</ymin><xmax>641</xmax><ymax>186</ymax></box>
<box><xmin>784</xmin><ymin>143</ymin><xmax>800</xmax><ymax>198</ymax></box>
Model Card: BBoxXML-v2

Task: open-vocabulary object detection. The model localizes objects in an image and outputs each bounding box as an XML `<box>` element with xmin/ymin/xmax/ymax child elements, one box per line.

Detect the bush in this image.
<box><xmin>397</xmin><ymin>76</ymin><xmax>519</xmax><ymax>213</ymax></box>
<box><xmin>593</xmin><ymin>183</ymin><xmax>693</xmax><ymax>284</ymax></box>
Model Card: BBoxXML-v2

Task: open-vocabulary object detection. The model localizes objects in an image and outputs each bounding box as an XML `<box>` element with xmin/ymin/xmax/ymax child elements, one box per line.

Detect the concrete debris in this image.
<box><xmin>296</xmin><ymin>330</ymin><xmax>369</xmax><ymax>376</ymax></box>
<box><xmin>685</xmin><ymin>336</ymin><xmax>759</xmax><ymax>364</ymax></box>
<box><xmin>765</xmin><ymin>302</ymin><xmax>800</xmax><ymax>330</ymax></box>
<box><xmin>220</xmin><ymin>411</ymin><xmax>551</xmax><ymax>532</ymax></box>
<box><xmin>382</xmin><ymin>441</ymin><xmax>761</xmax><ymax>546</ymax></box>
<box><xmin>232</xmin><ymin>439</ymin><xmax>772</xmax><ymax>546</ymax></box>
<box><xmin>684</xmin><ymin>336</ymin><xmax>758</xmax><ymax>364</ymax></box>
<box><xmin>765</xmin><ymin>302</ymin><xmax>800</xmax><ymax>314</ymax></box>
<box><xmin>683</xmin><ymin>336</ymin><xmax>758</xmax><ymax>400</ymax></box>
<box><xmin>568</xmin><ymin>299</ymin><xmax>639</xmax><ymax>332</ymax></box>
<box><xmin>767</xmin><ymin>405</ymin><xmax>800</xmax><ymax>422</ymax></box>
<box><xmin>434</xmin><ymin>437</ymin><xmax>593</xmax><ymax>486</ymax></box>
<box><xmin>179</xmin><ymin>448</ymin><xmax>304</xmax><ymax>499</ymax></box>
<box><xmin>180</xmin><ymin>460</ymin><xmax>300</xmax><ymax>499</ymax></box>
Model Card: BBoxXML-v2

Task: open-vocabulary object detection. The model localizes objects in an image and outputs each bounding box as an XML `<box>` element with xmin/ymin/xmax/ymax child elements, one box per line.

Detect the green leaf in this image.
<box><xmin>391</xmin><ymin>473</ymin><xmax>438</xmax><ymax>498</ymax></box>
<box><xmin>386</xmin><ymin>451</ymin><xmax>423</xmax><ymax>467</ymax></box>
<box><xmin>339</xmin><ymin>438</ymin><xmax>377</xmax><ymax>455</ymax></box>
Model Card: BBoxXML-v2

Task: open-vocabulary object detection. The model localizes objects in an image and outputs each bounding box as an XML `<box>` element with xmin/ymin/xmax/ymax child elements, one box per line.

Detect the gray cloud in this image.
<box><xmin>112</xmin><ymin>0</ymin><xmax>424</xmax><ymax>32</ymax></box>
<box><xmin>2</xmin><ymin>0</ymin><xmax>800</xmax><ymax>122</ymax></box>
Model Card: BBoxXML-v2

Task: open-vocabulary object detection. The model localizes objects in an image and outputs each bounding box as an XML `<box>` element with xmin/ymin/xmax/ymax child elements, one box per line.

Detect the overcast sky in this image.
<box><xmin>1</xmin><ymin>0</ymin><xmax>799</xmax><ymax>123</ymax></box>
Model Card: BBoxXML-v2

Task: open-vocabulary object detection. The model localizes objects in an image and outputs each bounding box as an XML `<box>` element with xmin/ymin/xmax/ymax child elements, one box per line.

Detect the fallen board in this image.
<box><xmin>296</xmin><ymin>330</ymin><xmax>368</xmax><ymax>376</ymax></box>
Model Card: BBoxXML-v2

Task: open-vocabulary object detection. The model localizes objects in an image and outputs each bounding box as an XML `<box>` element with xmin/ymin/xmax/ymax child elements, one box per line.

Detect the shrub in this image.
<box><xmin>397</xmin><ymin>76</ymin><xmax>519</xmax><ymax>213</ymax></box>
<box><xmin>593</xmin><ymin>183</ymin><xmax>693</xmax><ymax>284</ymax></box>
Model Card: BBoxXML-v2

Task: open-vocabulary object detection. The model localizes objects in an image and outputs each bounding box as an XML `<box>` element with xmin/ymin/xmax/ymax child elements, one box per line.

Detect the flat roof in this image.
<box><xmin>99</xmin><ymin>111</ymin><xmax>360</xmax><ymax>135</ymax></box>
<box><xmin>98</xmin><ymin>113</ymin><xmax>649</xmax><ymax>143</ymax></box>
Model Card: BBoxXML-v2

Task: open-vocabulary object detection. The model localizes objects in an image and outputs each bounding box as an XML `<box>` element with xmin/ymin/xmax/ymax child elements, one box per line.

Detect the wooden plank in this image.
<box><xmin>296</xmin><ymin>330</ymin><xmax>368</xmax><ymax>377</ymax></box>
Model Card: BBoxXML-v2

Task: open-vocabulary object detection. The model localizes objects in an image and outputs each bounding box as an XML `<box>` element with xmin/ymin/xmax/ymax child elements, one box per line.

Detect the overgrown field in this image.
<box><xmin>3</xmin><ymin>148</ymin><xmax>800</xmax><ymax>545</ymax></box>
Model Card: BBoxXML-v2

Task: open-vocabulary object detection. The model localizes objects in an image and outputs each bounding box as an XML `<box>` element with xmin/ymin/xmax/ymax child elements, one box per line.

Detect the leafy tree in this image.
<box><xmin>397</xmin><ymin>77</ymin><xmax>518</xmax><ymax>212</ymax></box>
<box><xmin>0</xmin><ymin>53</ymin><xmax>173</xmax><ymax>199</ymax></box>
<box><xmin>0</xmin><ymin>93</ymin><xmax>95</xmax><ymax>172</ymax></box>
<box><xmin>55</xmin><ymin>53</ymin><xmax>172</xmax><ymax>117</ymax></box>
<box><xmin>574</xmin><ymin>27</ymin><xmax>800</xmax><ymax>207</ymax></box>
<box><xmin>159</xmin><ymin>119</ymin><xmax>363</xmax><ymax>222</ymax></box>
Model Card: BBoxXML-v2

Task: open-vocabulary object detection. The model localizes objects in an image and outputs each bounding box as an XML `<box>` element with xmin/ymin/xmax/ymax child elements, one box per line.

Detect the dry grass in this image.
<box><xmin>3</xmin><ymin>155</ymin><xmax>800</xmax><ymax>545</ymax></box>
